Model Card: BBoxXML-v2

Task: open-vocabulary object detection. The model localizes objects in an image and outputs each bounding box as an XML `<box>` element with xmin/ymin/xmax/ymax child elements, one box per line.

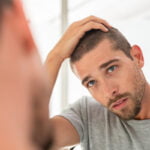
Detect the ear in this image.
<box><xmin>130</xmin><ymin>45</ymin><xmax>144</xmax><ymax>68</ymax></box>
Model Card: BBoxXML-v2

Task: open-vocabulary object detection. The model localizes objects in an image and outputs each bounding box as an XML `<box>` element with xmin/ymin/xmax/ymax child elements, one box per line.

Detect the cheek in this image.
<box><xmin>89</xmin><ymin>89</ymin><xmax>108</xmax><ymax>106</ymax></box>
<box><xmin>116</xmin><ymin>66</ymin><xmax>136</xmax><ymax>92</ymax></box>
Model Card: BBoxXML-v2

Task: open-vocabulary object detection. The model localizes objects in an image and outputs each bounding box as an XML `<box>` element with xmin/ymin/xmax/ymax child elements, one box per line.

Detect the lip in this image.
<box><xmin>111</xmin><ymin>97</ymin><xmax>128</xmax><ymax>110</ymax></box>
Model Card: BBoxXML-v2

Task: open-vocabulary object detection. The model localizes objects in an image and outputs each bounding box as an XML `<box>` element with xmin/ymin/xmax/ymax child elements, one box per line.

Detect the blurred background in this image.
<box><xmin>21</xmin><ymin>0</ymin><xmax>150</xmax><ymax>119</ymax></box>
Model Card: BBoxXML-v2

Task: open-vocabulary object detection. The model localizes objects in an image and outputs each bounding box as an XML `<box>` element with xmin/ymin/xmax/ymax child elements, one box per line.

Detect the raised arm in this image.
<box><xmin>45</xmin><ymin>16</ymin><xmax>111</xmax><ymax>149</ymax></box>
<box><xmin>45</xmin><ymin>16</ymin><xmax>111</xmax><ymax>93</ymax></box>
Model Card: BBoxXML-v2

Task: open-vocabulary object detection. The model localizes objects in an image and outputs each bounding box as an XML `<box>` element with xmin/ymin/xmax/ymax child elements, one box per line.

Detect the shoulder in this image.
<box><xmin>61</xmin><ymin>95</ymin><xmax>119</xmax><ymax>123</ymax></box>
<box><xmin>80</xmin><ymin>96</ymin><xmax>104</xmax><ymax>110</ymax></box>
<box><xmin>75</xmin><ymin>96</ymin><xmax>101</xmax><ymax>107</ymax></box>
<box><xmin>61</xmin><ymin>96</ymin><xmax>104</xmax><ymax>118</ymax></box>
<box><xmin>66</xmin><ymin>96</ymin><xmax>106</xmax><ymax>118</ymax></box>
<box><xmin>68</xmin><ymin>96</ymin><xmax>102</xmax><ymax>110</ymax></box>
<box><xmin>79</xmin><ymin>96</ymin><xmax>119</xmax><ymax>123</ymax></box>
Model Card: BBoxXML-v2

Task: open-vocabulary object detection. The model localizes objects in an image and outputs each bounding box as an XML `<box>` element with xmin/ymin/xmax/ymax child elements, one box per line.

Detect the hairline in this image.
<box><xmin>70</xmin><ymin>37</ymin><xmax>132</xmax><ymax>67</ymax></box>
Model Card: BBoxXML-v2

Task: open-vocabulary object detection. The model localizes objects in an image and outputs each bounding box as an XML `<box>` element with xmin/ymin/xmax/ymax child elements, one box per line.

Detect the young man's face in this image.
<box><xmin>72</xmin><ymin>39</ymin><xmax>146</xmax><ymax>120</ymax></box>
<box><xmin>0</xmin><ymin>1</ymin><xmax>50</xmax><ymax>149</ymax></box>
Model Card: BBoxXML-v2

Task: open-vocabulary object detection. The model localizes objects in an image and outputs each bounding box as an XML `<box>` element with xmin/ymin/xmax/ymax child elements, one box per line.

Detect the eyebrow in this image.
<box><xmin>99</xmin><ymin>59</ymin><xmax>119</xmax><ymax>69</ymax></box>
<box><xmin>82</xmin><ymin>76</ymin><xmax>91</xmax><ymax>85</ymax></box>
<box><xmin>81</xmin><ymin>59</ymin><xmax>119</xmax><ymax>85</ymax></box>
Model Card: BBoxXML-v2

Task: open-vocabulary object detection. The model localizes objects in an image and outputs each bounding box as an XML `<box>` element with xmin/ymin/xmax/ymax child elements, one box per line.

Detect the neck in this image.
<box><xmin>135</xmin><ymin>82</ymin><xmax>150</xmax><ymax>120</ymax></box>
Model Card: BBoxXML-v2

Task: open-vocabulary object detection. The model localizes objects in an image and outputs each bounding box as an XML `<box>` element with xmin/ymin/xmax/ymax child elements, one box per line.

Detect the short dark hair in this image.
<box><xmin>0</xmin><ymin>0</ymin><xmax>13</xmax><ymax>21</ymax></box>
<box><xmin>70</xmin><ymin>27</ymin><xmax>132</xmax><ymax>64</ymax></box>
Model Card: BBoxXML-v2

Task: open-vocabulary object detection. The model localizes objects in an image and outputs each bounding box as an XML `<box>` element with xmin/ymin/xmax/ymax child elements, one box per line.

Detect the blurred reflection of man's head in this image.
<box><xmin>0</xmin><ymin>0</ymin><xmax>52</xmax><ymax>149</ymax></box>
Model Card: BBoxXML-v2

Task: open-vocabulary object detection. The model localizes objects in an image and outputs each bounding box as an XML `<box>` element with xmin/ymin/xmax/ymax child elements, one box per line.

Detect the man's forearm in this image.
<box><xmin>45</xmin><ymin>48</ymin><xmax>64</xmax><ymax>96</ymax></box>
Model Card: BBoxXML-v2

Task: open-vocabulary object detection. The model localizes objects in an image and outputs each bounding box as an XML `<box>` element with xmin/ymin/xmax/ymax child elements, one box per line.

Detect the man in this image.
<box><xmin>46</xmin><ymin>16</ymin><xmax>150</xmax><ymax>149</ymax></box>
<box><xmin>0</xmin><ymin>0</ymin><xmax>52</xmax><ymax>149</ymax></box>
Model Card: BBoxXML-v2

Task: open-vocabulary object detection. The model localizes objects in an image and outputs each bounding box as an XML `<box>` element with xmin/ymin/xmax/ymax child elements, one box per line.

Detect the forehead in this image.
<box><xmin>72</xmin><ymin>39</ymin><xmax>128</xmax><ymax>79</ymax></box>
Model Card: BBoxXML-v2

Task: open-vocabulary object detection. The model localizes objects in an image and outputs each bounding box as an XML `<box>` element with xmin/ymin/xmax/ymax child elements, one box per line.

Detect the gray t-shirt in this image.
<box><xmin>60</xmin><ymin>96</ymin><xmax>150</xmax><ymax>150</ymax></box>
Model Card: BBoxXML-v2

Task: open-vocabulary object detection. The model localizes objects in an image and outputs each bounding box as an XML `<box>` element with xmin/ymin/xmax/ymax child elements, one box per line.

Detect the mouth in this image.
<box><xmin>111</xmin><ymin>97</ymin><xmax>128</xmax><ymax>110</ymax></box>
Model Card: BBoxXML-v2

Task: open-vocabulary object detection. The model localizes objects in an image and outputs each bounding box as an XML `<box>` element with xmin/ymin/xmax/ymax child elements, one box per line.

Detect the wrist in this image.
<box><xmin>46</xmin><ymin>49</ymin><xmax>65</xmax><ymax>65</ymax></box>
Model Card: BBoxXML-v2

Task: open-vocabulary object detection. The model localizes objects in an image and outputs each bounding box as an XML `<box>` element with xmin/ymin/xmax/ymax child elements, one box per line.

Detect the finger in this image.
<box><xmin>82</xmin><ymin>21</ymin><xmax>109</xmax><ymax>32</ymax></box>
<box><xmin>76</xmin><ymin>15</ymin><xmax>112</xmax><ymax>28</ymax></box>
<box><xmin>76</xmin><ymin>22</ymin><xmax>109</xmax><ymax>41</ymax></box>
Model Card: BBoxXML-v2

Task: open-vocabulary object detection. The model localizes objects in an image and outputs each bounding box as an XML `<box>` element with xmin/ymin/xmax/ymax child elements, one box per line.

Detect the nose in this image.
<box><xmin>101</xmin><ymin>79</ymin><xmax>119</xmax><ymax>99</ymax></box>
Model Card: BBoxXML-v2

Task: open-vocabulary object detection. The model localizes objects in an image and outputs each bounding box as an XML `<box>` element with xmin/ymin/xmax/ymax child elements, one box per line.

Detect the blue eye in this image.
<box><xmin>87</xmin><ymin>80</ymin><xmax>96</xmax><ymax>88</ymax></box>
<box><xmin>107</xmin><ymin>65</ymin><xmax>117</xmax><ymax>73</ymax></box>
